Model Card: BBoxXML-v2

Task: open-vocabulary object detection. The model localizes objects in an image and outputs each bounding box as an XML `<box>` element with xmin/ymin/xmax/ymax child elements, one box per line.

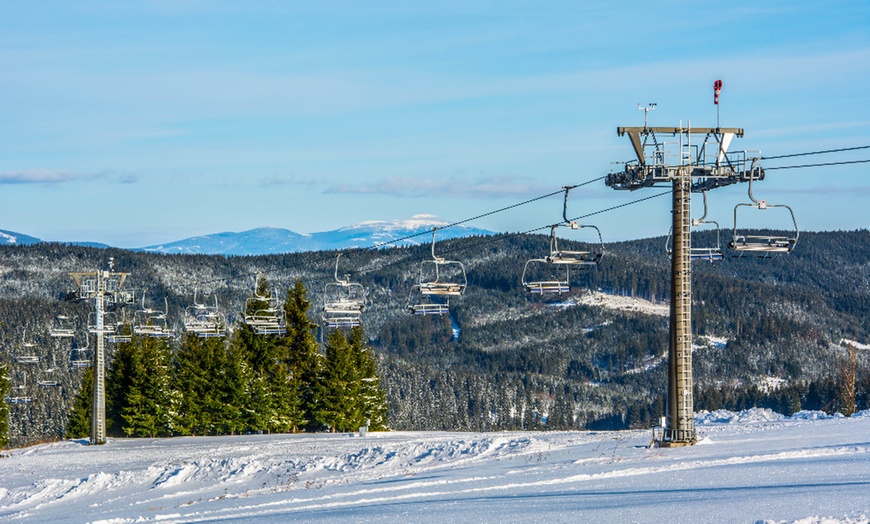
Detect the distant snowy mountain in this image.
<box><xmin>139</xmin><ymin>227</ymin><xmax>312</xmax><ymax>256</ymax></box>
<box><xmin>0</xmin><ymin>229</ymin><xmax>42</xmax><ymax>246</ymax></box>
<box><xmin>139</xmin><ymin>215</ymin><xmax>493</xmax><ymax>255</ymax></box>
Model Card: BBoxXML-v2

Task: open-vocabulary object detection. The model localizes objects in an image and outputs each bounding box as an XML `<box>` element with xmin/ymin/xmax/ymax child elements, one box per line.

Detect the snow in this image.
<box><xmin>2</xmin><ymin>412</ymin><xmax>869</xmax><ymax>523</ymax></box>
<box><xmin>578</xmin><ymin>290</ymin><xmax>669</xmax><ymax>317</ymax></box>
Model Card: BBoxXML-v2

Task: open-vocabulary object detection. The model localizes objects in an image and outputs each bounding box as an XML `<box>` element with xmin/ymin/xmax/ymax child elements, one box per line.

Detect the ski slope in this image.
<box><xmin>1</xmin><ymin>410</ymin><xmax>869</xmax><ymax>523</ymax></box>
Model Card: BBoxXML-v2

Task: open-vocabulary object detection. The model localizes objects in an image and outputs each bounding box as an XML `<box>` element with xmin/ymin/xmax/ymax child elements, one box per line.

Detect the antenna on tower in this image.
<box><xmin>638</xmin><ymin>103</ymin><xmax>656</xmax><ymax>128</ymax></box>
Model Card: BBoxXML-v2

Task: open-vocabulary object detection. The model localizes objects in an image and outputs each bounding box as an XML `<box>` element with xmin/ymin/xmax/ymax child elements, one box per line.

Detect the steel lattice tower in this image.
<box><xmin>70</xmin><ymin>258</ymin><xmax>132</xmax><ymax>445</ymax></box>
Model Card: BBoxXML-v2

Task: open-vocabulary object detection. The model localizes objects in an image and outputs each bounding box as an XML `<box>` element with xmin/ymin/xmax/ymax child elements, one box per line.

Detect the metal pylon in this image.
<box><xmin>664</xmin><ymin>169</ymin><xmax>696</xmax><ymax>445</ymax></box>
<box><xmin>606</xmin><ymin>116</ymin><xmax>761</xmax><ymax>447</ymax></box>
<box><xmin>70</xmin><ymin>258</ymin><xmax>132</xmax><ymax>445</ymax></box>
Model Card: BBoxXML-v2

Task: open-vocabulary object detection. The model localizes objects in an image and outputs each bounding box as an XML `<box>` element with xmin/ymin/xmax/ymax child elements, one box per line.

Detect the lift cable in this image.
<box><xmin>760</xmin><ymin>145</ymin><xmax>870</xmax><ymax>161</ymax></box>
<box><xmin>764</xmin><ymin>159</ymin><xmax>870</xmax><ymax>171</ymax></box>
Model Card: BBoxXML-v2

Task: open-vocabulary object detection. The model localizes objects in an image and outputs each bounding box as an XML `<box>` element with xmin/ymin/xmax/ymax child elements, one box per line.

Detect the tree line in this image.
<box><xmin>65</xmin><ymin>278</ymin><xmax>388</xmax><ymax>439</ymax></box>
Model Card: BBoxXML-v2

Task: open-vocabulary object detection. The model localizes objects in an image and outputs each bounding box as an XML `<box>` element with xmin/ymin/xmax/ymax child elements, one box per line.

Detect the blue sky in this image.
<box><xmin>1</xmin><ymin>1</ymin><xmax>868</xmax><ymax>247</ymax></box>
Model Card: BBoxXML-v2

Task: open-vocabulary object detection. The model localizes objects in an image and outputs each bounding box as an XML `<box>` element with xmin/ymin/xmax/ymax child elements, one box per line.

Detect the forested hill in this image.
<box><xmin>1</xmin><ymin>229</ymin><xmax>868</xmax><ymax>446</ymax></box>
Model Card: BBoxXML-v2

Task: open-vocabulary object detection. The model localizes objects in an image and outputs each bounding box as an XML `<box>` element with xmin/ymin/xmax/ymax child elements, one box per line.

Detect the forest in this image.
<box><xmin>1</xmin><ymin>229</ymin><xmax>869</xmax><ymax>447</ymax></box>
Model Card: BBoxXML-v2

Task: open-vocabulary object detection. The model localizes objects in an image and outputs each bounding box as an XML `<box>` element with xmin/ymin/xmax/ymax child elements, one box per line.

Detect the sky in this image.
<box><xmin>1</xmin><ymin>1</ymin><xmax>869</xmax><ymax>248</ymax></box>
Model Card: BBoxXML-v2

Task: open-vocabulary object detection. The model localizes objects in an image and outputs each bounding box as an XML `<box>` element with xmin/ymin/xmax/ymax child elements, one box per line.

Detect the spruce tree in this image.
<box><xmin>65</xmin><ymin>367</ymin><xmax>93</xmax><ymax>439</ymax></box>
<box><xmin>117</xmin><ymin>335</ymin><xmax>177</xmax><ymax>438</ymax></box>
<box><xmin>315</xmin><ymin>328</ymin><xmax>361</xmax><ymax>432</ymax></box>
<box><xmin>283</xmin><ymin>278</ymin><xmax>321</xmax><ymax>429</ymax></box>
<box><xmin>348</xmin><ymin>327</ymin><xmax>389</xmax><ymax>431</ymax></box>
<box><xmin>173</xmin><ymin>334</ymin><xmax>234</xmax><ymax>436</ymax></box>
<box><xmin>0</xmin><ymin>363</ymin><xmax>9</xmax><ymax>447</ymax></box>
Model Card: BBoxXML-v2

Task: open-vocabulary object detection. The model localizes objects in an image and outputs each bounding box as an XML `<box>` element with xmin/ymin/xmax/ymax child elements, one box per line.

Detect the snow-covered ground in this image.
<box><xmin>2</xmin><ymin>410</ymin><xmax>869</xmax><ymax>523</ymax></box>
<box><xmin>579</xmin><ymin>291</ymin><xmax>669</xmax><ymax>317</ymax></box>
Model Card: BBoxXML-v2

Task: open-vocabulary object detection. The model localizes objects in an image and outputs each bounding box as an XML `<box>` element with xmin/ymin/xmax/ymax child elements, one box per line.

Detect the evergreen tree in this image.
<box><xmin>106</xmin><ymin>339</ymin><xmax>137</xmax><ymax>437</ymax></box>
<box><xmin>0</xmin><ymin>363</ymin><xmax>9</xmax><ymax>447</ymax></box>
<box><xmin>116</xmin><ymin>336</ymin><xmax>177</xmax><ymax>438</ymax></box>
<box><xmin>315</xmin><ymin>328</ymin><xmax>362</xmax><ymax>432</ymax></box>
<box><xmin>283</xmin><ymin>279</ymin><xmax>321</xmax><ymax>429</ymax></box>
<box><xmin>65</xmin><ymin>367</ymin><xmax>93</xmax><ymax>439</ymax></box>
<box><xmin>348</xmin><ymin>327</ymin><xmax>389</xmax><ymax>431</ymax></box>
<box><xmin>173</xmin><ymin>334</ymin><xmax>237</xmax><ymax>436</ymax></box>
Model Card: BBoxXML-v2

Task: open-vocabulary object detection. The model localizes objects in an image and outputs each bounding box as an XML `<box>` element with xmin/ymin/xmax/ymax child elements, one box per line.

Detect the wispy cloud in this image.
<box><xmin>258</xmin><ymin>174</ymin><xmax>320</xmax><ymax>189</ymax></box>
<box><xmin>325</xmin><ymin>174</ymin><xmax>552</xmax><ymax>199</ymax></box>
<box><xmin>0</xmin><ymin>170</ymin><xmax>101</xmax><ymax>185</ymax></box>
<box><xmin>0</xmin><ymin>169</ymin><xmax>140</xmax><ymax>185</ymax></box>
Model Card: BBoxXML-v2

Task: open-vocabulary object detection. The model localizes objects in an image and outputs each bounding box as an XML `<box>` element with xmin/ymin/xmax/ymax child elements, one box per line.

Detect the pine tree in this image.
<box><xmin>106</xmin><ymin>339</ymin><xmax>136</xmax><ymax>437</ymax></box>
<box><xmin>283</xmin><ymin>278</ymin><xmax>321</xmax><ymax>429</ymax></box>
<box><xmin>65</xmin><ymin>367</ymin><xmax>93</xmax><ymax>439</ymax></box>
<box><xmin>0</xmin><ymin>363</ymin><xmax>9</xmax><ymax>447</ymax></box>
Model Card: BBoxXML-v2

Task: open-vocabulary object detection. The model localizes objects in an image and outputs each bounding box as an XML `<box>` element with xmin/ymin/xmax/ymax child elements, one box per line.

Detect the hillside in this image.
<box><xmin>1</xmin><ymin>229</ymin><xmax>869</xmax><ymax>446</ymax></box>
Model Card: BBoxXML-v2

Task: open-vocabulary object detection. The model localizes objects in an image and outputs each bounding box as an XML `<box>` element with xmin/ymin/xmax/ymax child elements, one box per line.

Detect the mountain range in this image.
<box><xmin>0</xmin><ymin>214</ymin><xmax>493</xmax><ymax>256</ymax></box>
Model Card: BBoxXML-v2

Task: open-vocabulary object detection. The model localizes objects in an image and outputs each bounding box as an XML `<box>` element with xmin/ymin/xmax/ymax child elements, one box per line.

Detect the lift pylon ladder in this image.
<box><xmin>606</xmin><ymin>102</ymin><xmax>765</xmax><ymax>446</ymax></box>
<box><xmin>69</xmin><ymin>257</ymin><xmax>131</xmax><ymax>445</ymax></box>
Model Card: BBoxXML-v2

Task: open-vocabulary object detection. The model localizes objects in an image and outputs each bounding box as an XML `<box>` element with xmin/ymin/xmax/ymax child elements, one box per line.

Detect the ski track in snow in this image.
<box><xmin>1</xmin><ymin>414</ymin><xmax>870</xmax><ymax>523</ymax></box>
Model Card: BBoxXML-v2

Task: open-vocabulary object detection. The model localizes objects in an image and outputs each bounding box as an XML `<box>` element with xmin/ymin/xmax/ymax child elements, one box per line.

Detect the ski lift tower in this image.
<box><xmin>70</xmin><ymin>258</ymin><xmax>133</xmax><ymax>444</ymax></box>
<box><xmin>605</xmin><ymin>88</ymin><xmax>763</xmax><ymax>446</ymax></box>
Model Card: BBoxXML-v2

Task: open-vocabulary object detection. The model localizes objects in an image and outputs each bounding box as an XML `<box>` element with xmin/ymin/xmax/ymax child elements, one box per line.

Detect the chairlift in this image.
<box><xmin>522</xmin><ymin>187</ymin><xmax>603</xmax><ymax>295</ymax></box>
<box><xmin>6</xmin><ymin>373</ymin><xmax>32</xmax><ymax>404</ymax></box>
<box><xmin>729</xmin><ymin>164</ymin><xmax>798</xmax><ymax>255</ymax></box>
<box><xmin>409</xmin><ymin>229</ymin><xmax>466</xmax><ymax>315</ymax></box>
<box><xmin>243</xmin><ymin>278</ymin><xmax>285</xmax><ymax>335</ymax></box>
<box><xmin>184</xmin><ymin>286</ymin><xmax>226</xmax><ymax>338</ymax></box>
<box><xmin>522</xmin><ymin>226</ymin><xmax>571</xmax><ymax>295</ymax></box>
<box><xmin>665</xmin><ymin>191</ymin><xmax>725</xmax><ymax>263</ymax></box>
<box><xmin>323</xmin><ymin>254</ymin><xmax>365</xmax><ymax>328</ymax></box>
<box><xmin>132</xmin><ymin>291</ymin><xmax>174</xmax><ymax>338</ymax></box>
<box><xmin>38</xmin><ymin>354</ymin><xmax>61</xmax><ymax>387</ymax></box>
<box><xmin>548</xmin><ymin>186</ymin><xmax>604</xmax><ymax>267</ymax></box>
<box><xmin>49</xmin><ymin>315</ymin><xmax>76</xmax><ymax>338</ymax></box>
<box><xmin>104</xmin><ymin>310</ymin><xmax>132</xmax><ymax>343</ymax></box>
<box><xmin>16</xmin><ymin>329</ymin><xmax>39</xmax><ymax>364</ymax></box>
<box><xmin>70</xmin><ymin>333</ymin><xmax>92</xmax><ymax>368</ymax></box>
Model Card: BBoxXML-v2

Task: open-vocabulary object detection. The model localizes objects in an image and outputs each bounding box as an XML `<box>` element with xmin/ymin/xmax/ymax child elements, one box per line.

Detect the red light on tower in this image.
<box><xmin>714</xmin><ymin>79</ymin><xmax>723</xmax><ymax>105</ymax></box>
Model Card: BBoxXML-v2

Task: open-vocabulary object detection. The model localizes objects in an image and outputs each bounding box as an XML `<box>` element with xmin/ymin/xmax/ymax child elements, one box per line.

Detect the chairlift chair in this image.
<box><xmin>665</xmin><ymin>191</ymin><xmax>725</xmax><ymax>263</ymax></box>
<box><xmin>522</xmin><ymin>226</ymin><xmax>571</xmax><ymax>294</ymax></box>
<box><xmin>243</xmin><ymin>279</ymin><xmax>285</xmax><ymax>335</ymax></box>
<box><xmin>728</xmin><ymin>165</ymin><xmax>798</xmax><ymax>255</ymax></box>
<box><xmin>184</xmin><ymin>286</ymin><xmax>226</xmax><ymax>338</ymax></box>
<box><xmin>7</xmin><ymin>373</ymin><xmax>32</xmax><ymax>404</ymax></box>
<box><xmin>49</xmin><ymin>315</ymin><xmax>76</xmax><ymax>338</ymax></box>
<box><xmin>70</xmin><ymin>333</ymin><xmax>93</xmax><ymax>368</ymax></box>
<box><xmin>549</xmin><ymin>186</ymin><xmax>605</xmax><ymax>266</ymax></box>
<box><xmin>132</xmin><ymin>292</ymin><xmax>174</xmax><ymax>338</ymax></box>
<box><xmin>16</xmin><ymin>330</ymin><xmax>39</xmax><ymax>364</ymax></box>
<box><xmin>323</xmin><ymin>254</ymin><xmax>365</xmax><ymax>328</ymax></box>
<box><xmin>409</xmin><ymin>229</ymin><xmax>467</xmax><ymax>315</ymax></box>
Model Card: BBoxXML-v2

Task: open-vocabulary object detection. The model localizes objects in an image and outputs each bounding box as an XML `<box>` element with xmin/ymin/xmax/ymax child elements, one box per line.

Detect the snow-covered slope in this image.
<box><xmin>139</xmin><ymin>215</ymin><xmax>493</xmax><ymax>255</ymax></box>
<box><xmin>1</xmin><ymin>410</ymin><xmax>868</xmax><ymax>523</ymax></box>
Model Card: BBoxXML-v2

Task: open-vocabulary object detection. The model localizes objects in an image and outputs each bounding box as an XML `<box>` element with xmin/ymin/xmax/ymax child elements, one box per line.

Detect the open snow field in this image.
<box><xmin>1</xmin><ymin>410</ymin><xmax>869</xmax><ymax>523</ymax></box>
